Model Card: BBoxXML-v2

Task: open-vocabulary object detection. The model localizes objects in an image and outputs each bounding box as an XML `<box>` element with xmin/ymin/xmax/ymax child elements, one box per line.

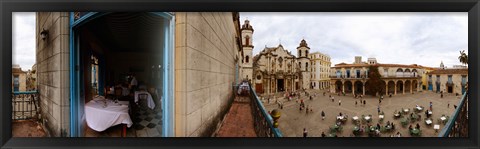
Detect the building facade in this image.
<box><xmin>427</xmin><ymin>68</ymin><xmax>468</xmax><ymax>95</ymax></box>
<box><xmin>309</xmin><ymin>52</ymin><xmax>331</xmax><ymax>90</ymax></box>
<box><xmin>12</xmin><ymin>64</ymin><xmax>27</xmax><ymax>92</ymax></box>
<box><xmin>330</xmin><ymin>56</ymin><xmax>425</xmax><ymax>96</ymax></box>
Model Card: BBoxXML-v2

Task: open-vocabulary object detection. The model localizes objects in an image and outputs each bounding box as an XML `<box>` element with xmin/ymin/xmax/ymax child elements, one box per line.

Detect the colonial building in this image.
<box><xmin>427</xmin><ymin>68</ymin><xmax>468</xmax><ymax>95</ymax></box>
<box><xmin>309</xmin><ymin>52</ymin><xmax>331</xmax><ymax>90</ymax></box>
<box><xmin>330</xmin><ymin>56</ymin><xmax>425</xmax><ymax>96</ymax></box>
<box><xmin>12</xmin><ymin>64</ymin><xmax>27</xmax><ymax>92</ymax></box>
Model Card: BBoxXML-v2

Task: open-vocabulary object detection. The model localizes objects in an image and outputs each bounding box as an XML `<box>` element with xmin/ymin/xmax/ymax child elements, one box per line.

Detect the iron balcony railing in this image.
<box><xmin>12</xmin><ymin>91</ymin><xmax>40</xmax><ymax>120</ymax></box>
<box><xmin>438</xmin><ymin>89</ymin><xmax>468</xmax><ymax>137</ymax></box>
<box><xmin>248</xmin><ymin>83</ymin><xmax>283</xmax><ymax>137</ymax></box>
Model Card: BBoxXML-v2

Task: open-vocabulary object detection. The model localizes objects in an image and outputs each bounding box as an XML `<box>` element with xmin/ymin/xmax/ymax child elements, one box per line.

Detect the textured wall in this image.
<box><xmin>36</xmin><ymin>12</ymin><xmax>70</xmax><ymax>137</ymax></box>
<box><xmin>175</xmin><ymin>12</ymin><xmax>239</xmax><ymax>137</ymax></box>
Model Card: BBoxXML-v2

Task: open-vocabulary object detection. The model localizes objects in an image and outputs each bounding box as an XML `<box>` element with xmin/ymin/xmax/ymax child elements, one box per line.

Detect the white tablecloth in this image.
<box><xmin>85</xmin><ymin>96</ymin><xmax>132</xmax><ymax>132</ymax></box>
<box><xmin>379</xmin><ymin>115</ymin><xmax>384</xmax><ymax>119</ymax></box>
<box><xmin>440</xmin><ymin>117</ymin><xmax>446</xmax><ymax>121</ymax></box>
<box><xmin>336</xmin><ymin>116</ymin><xmax>344</xmax><ymax>120</ymax></box>
<box><xmin>365</xmin><ymin>116</ymin><xmax>371</xmax><ymax>120</ymax></box>
<box><xmin>434</xmin><ymin>124</ymin><xmax>440</xmax><ymax>130</ymax></box>
<box><xmin>352</xmin><ymin>116</ymin><xmax>359</xmax><ymax>120</ymax></box>
<box><xmin>134</xmin><ymin>91</ymin><xmax>155</xmax><ymax>110</ymax></box>
<box><xmin>426</xmin><ymin>120</ymin><xmax>432</xmax><ymax>125</ymax></box>
<box><xmin>416</xmin><ymin>107</ymin><xmax>423</xmax><ymax>111</ymax></box>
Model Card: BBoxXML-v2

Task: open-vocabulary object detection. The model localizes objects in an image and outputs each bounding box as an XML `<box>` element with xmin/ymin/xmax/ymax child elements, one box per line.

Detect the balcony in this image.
<box><xmin>249</xmin><ymin>83</ymin><xmax>283</xmax><ymax>137</ymax></box>
<box><xmin>12</xmin><ymin>91</ymin><xmax>40</xmax><ymax>120</ymax></box>
<box><xmin>438</xmin><ymin>89</ymin><xmax>468</xmax><ymax>137</ymax></box>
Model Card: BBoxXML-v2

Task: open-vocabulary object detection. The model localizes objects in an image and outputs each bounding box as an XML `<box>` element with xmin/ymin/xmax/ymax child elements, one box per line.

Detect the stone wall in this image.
<box><xmin>175</xmin><ymin>12</ymin><xmax>239</xmax><ymax>137</ymax></box>
<box><xmin>36</xmin><ymin>12</ymin><xmax>70</xmax><ymax>137</ymax></box>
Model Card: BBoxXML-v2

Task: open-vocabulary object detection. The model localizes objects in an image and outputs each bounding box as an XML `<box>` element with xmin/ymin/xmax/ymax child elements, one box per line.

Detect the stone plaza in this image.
<box><xmin>264</xmin><ymin>89</ymin><xmax>462</xmax><ymax>137</ymax></box>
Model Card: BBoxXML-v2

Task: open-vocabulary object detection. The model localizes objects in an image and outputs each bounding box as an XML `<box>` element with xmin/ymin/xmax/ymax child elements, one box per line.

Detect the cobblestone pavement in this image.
<box><xmin>12</xmin><ymin>120</ymin><xmax>47</xmax><ymax>137</ymax></box>
<box><xmin>216</xmin><ymin>96</ymin><xmax>257</xmax><ymax>137</ymax></box>
<box><xmin>263</xmin><ymin>89</ymin><xmax>461</xmax><ymax>137</ymax></box>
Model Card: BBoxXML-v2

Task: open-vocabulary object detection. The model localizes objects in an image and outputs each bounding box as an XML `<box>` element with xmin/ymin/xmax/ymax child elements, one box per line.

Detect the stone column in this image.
<box><xmin>352</xmin><ymin>82</ymin><xmax>355</xmax><ymax>95</ymax></box>
<box><xmin>410</xmin><ymin>80</ymin><xmax>413</xmax><ymax>93</ymax></box>
<box><xmin>342</xmin><ymin>83</ymin><xmax>345</xmax><ymax>93</ymax></box>
<box><xmin>394</xmin><ymin>82</ymin><xmax>397</xmax><ymax>95</ymax></box>
<box><xmin>403</xmin><ymin>81</ymin><xmax>405</xmax><ymax>94</ymax></box>
<box><xmin>385</xmin><ymin>83</ymin><xmax>388</xmax><ymax>95</ymax></box>
<box><xmin>363</xmin><ymin>84</ymin><xmax>365</xmax><ymax>95</ymax></box>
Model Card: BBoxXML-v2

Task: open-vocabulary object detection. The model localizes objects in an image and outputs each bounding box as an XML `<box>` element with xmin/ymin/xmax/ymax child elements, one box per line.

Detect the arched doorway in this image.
<box><xmin>70</xmin><ymin>12</ymin><xmax>174</xmax><ymax>137</ymax></box>
<box><xmin>396</xmin><ymin>80</ymin><xmax>404</xmax><ymax>93</ymax></box>
<box><xmin>335</xmin><ymin>80</ymin><xmax>342</xmax><ymax>93</ymax></box>
<box><xmin>387</xmin><ymin>81</ymin><xmax>395</xmax><ymax>95</ymax></box>
<box><xmin>412</xmin><ymin>80</ymin><xmax>418</xmax><ymax>92</ymax></box>
<box><xmin>354</xmin><ymin>81</ymin><xmax>363</xmax><ymax>95</ymax></box>
<box><xmin>405</xmin><ymin>80</ymin><xmax>411</xmax><ymax>93</ymax></box>
<box><xmin>344</xmin><ymin>81</ymin><xmax>353</xmax><ymax>94</ymax></box>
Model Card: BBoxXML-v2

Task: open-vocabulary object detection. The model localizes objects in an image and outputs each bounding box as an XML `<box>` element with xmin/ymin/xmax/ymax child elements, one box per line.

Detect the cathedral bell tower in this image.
<box><xmin>241</xmin><ymin>19</ymin><xmax>254</xmax><ymax>82</ymax></box>
<box><xmin>297</xmin><ymin>39</ymin><xmax>311</xmax><ymax>89</ymax></box>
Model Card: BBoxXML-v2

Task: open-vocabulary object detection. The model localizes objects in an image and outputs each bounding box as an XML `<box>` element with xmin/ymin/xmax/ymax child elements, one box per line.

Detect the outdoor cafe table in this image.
<box><xmin>352</xmin><ymin>116</ymin><xmax>359</xmax><ymax>121</ymax></box>
<box><xmin>337</xmin><ymin>116</ymin><xmax>344</xmax><ymax>120</ymax></box>
<box><xmin>416</xmin><ymin>106</ymin><xmax>423</xmax><ymax>111</ymax></box>
<box><xmin>403</xmin><ymin>108</ymin><xmax>410</xmax><ymax>113</ymax></box>
<box><xmin>434</xmin><ymin>124</ymin><xmax>440</xmax><ymax>132</ymax></box>
<box><xmin>328</xmin><ymin>133</ymin><xmax>337</xmax><ymax>137</ymax></box>
<box><xmin>394</xmin><ymin>113</ymin><xmax>401</xmax><ymax>117</ymax></box>
<box><xmin>428</xmin><ymin>111</ymin><xmax>433</xmax><ymax>115</ymax></box>
<box><xmin>411</xmin><ymin>128</ymin><xmax>420</xmax><ymax>135</ymax></box>
<box><xmin>353</xmin><ymin>126</ymin><xmax>360</xmax><ymax>132</ymax></box>
<box><xmin>85</xmin><ymin>96</ymin><xmax>133</xmax><ymax>133</ymax></box>
<box><xmin>364</xmin><ymin>116</ymin><xmax>371</xmax><ymax>121</ymax></box>
<box><xmin>425</xmin><ymin>119</ymin><xmax>433</xmax><ymax>125</ymax></box>
<box><xmin>379</xmin><ymin>115</ymin><xmax>384</xmax><ymax>119</ymax></box>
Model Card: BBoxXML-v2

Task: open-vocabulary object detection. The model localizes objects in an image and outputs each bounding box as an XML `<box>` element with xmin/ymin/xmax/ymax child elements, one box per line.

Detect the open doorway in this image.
<box><xmin>277</xmin><ymin>79</ymin><xmax>284</xmax><ymax>92</ymax></box>
<box><xmin>70</xmin><ymin>12</ymin><xmax>174</xmax><ymax>137</ymax></box>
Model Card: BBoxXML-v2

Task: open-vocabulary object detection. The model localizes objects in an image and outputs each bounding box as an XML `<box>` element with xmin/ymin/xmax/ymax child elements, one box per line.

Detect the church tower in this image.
<box><xmin>297</xmin><ymin>39</ymin><xmax>311</xmax><ymax>89</ymax></box>
<box><xmin>241</xmin><ymin>19</ymin><xmax>254</xmax><ymax>82</ymax></box>
<box><xmin>440</xmin><ymin>61</ymin><xmax>445</xmax><ymax>69</ymax></box>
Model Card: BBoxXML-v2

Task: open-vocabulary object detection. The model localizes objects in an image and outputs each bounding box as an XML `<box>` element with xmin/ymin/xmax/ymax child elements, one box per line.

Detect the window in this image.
<box><xmin>246</xmin><ymin>56</ymin><xmax>249</xmax><ymax>63</ymax></box>
<box><xmin>245</xmin><ymin>36</ymin><xmax>250</xmax><ymax>46</ymax></box>
<box><xmin>448</xmin><ymin>75</ymin><xmax>452</xmax><ymax>82</ymax></box>
<box><xmin>462</xmin><ymin>75</ymin><xmax>467</xmax><ymax>84</ymax></box>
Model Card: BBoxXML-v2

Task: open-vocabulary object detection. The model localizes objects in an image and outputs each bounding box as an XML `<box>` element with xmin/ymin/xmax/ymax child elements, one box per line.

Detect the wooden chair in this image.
<box><xmin>137</xmin><ymin>93</ymin><xmax>149</xmax><ymax>110</ymax></box>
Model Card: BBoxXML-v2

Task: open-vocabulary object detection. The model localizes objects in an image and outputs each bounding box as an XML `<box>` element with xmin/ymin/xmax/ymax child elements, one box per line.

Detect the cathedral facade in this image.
<box><xmin>239</xmin><ymin>19</ymin><xmax>331</xmax><ymax>95</ymax></box>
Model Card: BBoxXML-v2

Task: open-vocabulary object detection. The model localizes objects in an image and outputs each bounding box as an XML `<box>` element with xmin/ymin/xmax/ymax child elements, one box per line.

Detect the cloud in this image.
<box><xmin>13</xmin><ymin>12</ymin><xmax>36</xmax><ymax>70</ymax></box>
<box><xmin>240</xmin><ymin>12</ymin><xmax>468</xmax><ymax>68</ymax></box>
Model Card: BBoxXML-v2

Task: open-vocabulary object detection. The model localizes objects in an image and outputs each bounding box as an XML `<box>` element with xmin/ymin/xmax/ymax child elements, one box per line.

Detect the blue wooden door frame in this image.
<box><xmin>69</xmin><ymin>12</ymin><xmax>175</xmax><ymax>137</ymax></box>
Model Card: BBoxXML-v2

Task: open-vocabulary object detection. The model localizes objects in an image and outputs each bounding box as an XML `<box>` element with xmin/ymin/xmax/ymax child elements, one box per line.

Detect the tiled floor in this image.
<box><xmin>12</xmin><ymin>120</ymin><xmax>47</xmax><ymax>137</ymax></box>
<box><xmin>85</xmin><ymin>102</ymin><xmax>163</xmax><ymax>137</ymax></box>
<box><xmin>215</xmin><ymin>96</ymin><xmax>257</xmax><ymax>137</ymax></box>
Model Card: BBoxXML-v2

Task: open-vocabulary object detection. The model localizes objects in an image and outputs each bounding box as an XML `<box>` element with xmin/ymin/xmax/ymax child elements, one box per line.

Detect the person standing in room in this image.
<box><xmin>130</xmin><ymin>73</ymin><xmax>138</xmax><ymax>93</ymax></box>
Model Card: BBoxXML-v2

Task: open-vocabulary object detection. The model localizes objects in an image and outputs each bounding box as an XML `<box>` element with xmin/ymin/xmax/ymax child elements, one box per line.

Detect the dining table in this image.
<box><xmin>85</xmin><ymin>96</ymin><xmax>133</xmax><ymax>136</ymax></box>
<box><xmin>352</xmin><ymin>116</ymin><xmax>359</xmax><ymax>120</ymax></box>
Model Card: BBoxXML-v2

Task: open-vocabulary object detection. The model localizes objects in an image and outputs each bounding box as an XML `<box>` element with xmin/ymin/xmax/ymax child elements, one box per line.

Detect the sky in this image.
<box><xmin>240</xmin><ymin>12</ymin><xmax>468</xmax><ymax>68</ymax></box>
<box><xmin>13</xmin><ymin>12</ymin><xmax>36</xmax><ymax>70</ymax></box>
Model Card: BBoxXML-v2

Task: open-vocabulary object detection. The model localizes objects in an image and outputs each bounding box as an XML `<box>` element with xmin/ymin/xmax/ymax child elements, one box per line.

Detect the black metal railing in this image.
<box><xmin>12</xmin><ymin>91</ymin><xmax>40</xmax><ymax>120</ymax></box>
<box><xmin>248</xmin><ymin>83</ymin><xmax>283</xmax><ymax>137</ymax></box>
<box><xmin>438</xmin><ymin>89</ymin><xmax>468</xmax><ymax>137</ymax></box>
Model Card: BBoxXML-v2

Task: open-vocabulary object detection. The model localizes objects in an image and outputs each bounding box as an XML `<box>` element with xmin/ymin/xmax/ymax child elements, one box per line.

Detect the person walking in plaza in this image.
<box><xmin>377</xmin><ymin>106</ymin><xmax>381</xmax><ymax>114</ymax></box>
<box><xmin>331</xmin><ymin>96</ymin><xmax>335</xmax><ymax>102</ymax></box>
<box><xmin>363</xmin><ymin>100</ymin><xmax>366</xmax><ymax>106</ymax></box>
<box><xmin>303</xmin><ymin>128</ymin><xmax>308</xmax><ymax>137</ymax></box>
<box><xmin>321</xmin><ymin>111</ymin><xmax>325</xmax><ymax>120</ymax></box>
<box><xmin>355</xmin><ymin>101</ymin><xmax>358</xmax><ymax>107</ymax></box>
<box><xmin>321</xmin><ymin>132</ymin><xmax>326</xmax><ymax>137</ymax></box>
<box><xmin>339</xmin><ymin>99</ymin><xmax>341</xmax><ymax>106</ymax></box>
<box><xmin>448</xmin><ymin>101</ymin><xmax>450</xmax><ymax>108</ymax></box>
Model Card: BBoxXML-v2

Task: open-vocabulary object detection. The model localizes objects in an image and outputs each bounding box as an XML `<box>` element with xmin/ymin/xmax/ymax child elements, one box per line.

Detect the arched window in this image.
<box><xmin>246</xmin><ymin>56</ymin><xmax>249</xmax><ymax>63</ymax></box>
<box><xmin>306</xmin><ymin>62</ymin><xmax>309</xmax><ymax>70</ymax></box>
<box><xmin>245</xmin><ymin>36</ymin><xmax>250</xmax><ymax>46</ymax></box>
